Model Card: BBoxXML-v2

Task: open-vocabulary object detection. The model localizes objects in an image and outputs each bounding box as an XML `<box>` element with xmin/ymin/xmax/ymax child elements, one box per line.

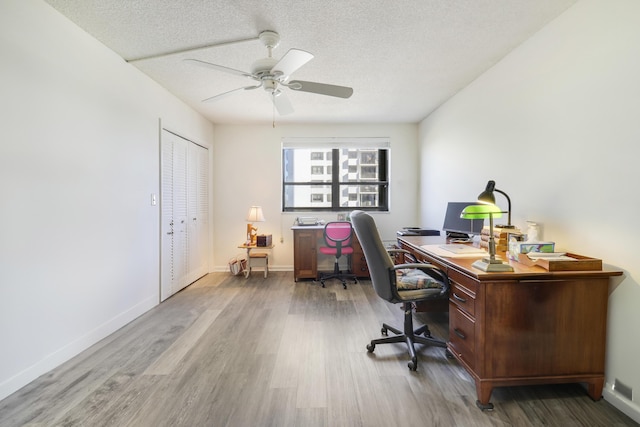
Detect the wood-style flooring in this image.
<box><xmin>0</xmin><ymin>272</ymin><xmax>637</xmax><ymax>427</ymax></box>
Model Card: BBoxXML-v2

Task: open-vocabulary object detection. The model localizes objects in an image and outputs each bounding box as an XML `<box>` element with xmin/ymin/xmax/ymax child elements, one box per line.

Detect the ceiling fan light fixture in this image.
<box><xmin>263</xmin><ymin>79</ymin><xmax>278</xmax><ymax>92</ymax></box>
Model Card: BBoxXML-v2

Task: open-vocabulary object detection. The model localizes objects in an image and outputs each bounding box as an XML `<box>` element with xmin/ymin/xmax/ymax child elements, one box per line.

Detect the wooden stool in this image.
<box><xmin>248</xmin><ymin>252</ymin><xmax>269</xmax><ymax>278</ymax></box>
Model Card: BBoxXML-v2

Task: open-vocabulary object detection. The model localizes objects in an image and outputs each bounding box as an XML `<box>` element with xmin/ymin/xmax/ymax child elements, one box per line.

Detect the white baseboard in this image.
<box><xmin>0</xmin><ymin>295</ymin><xmax>158</xmax><ymax>401</ymax></box>
<box><xmin>603</xmin><ymin>382</ymin><xmax>640</xmax><ymax>424</ymax></box>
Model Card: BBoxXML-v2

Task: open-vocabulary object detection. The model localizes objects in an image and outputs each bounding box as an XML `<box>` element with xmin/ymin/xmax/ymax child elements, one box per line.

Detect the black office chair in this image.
<box><xmin>350</xmin><ymin>210</ymin><xmax>449</xmax><ymax>371</ymax></box>
<box><xmin>319</xmin><ymin>221</ymin><xmax>358</xmax><ymax>289</ymax></box>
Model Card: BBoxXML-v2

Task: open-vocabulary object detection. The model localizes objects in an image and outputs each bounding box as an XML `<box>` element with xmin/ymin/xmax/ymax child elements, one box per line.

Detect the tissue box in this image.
<box><xmin>509</xmin><ymin>241</ymin><xmax>555</xmax><ymax>261</ymax></box>
<box><xmin>256</xmin><ymin>234</ymin><xmax>272</xmax><ymax>247</ymax></box>
<box><xmin>514</xmin><ymin>242</ymin><xmax>555</xmax><ymax>254</ymax></box>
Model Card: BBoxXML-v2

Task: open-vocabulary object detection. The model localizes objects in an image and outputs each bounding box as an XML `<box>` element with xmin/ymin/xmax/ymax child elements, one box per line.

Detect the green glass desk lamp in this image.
<box><xmin>477</xmin><ymin>180</ymin><xmax>515</xmax><ymax>229</ymax></box>
<box><xmin>460</xmin><ymin>204</ymin><xmax>514</xmax><ymax>272</ymax></box>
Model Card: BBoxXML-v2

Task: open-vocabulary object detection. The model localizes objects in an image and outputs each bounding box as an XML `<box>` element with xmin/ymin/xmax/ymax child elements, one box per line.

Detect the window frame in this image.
<box><xmin>281</xmin><ymin>138</ymin><xmax>390</xmax><ymax>212</ymax></box>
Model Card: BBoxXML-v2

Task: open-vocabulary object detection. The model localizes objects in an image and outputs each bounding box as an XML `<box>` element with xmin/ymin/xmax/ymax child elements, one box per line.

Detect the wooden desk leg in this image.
<box><xmin>264</xmin><ymin>255</ymin><xmax>268</xmax><ymax>279</ymax></box>
<box><xmin>475</xmin><ymin>380</ymin><xmax>494</xmax><ymax>411</ymax></box>
<box><xmin>587</xmin><ymin>377</ymin><xmax>605</xmax><ymax>401</ymax></box>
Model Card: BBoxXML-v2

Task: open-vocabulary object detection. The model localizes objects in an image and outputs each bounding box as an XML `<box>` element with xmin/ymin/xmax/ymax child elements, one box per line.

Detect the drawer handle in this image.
<box><xmin>452</xmin><ymin>292</ymin><xmax>467</xmax><ymax>303</ymax></box>
<box><xmin>454</xmin><ymin>328</ymin><xmax>466</xmax><ymax>340</ymax></box>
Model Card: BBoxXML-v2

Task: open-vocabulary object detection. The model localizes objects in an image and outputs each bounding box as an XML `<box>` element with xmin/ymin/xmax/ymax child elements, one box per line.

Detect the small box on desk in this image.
<box><xmin>508</xmin><ymin>240</ymin><xmax>555</xmax><ymax>260</ymax></box>
<box><xmin>256</xmin><ymin>234</ymin><xmax>272</xmax><ymax>247</ymax></box>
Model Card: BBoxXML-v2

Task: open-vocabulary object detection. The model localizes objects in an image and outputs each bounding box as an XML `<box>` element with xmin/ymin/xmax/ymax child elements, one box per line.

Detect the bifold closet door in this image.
<box><xmin>187</xmin><ymin>143</ymin><xmax>209</xmax><ymax>284</ymax></box>
<box><xmin>160</xmin><ymin>131</ymin><xmax>188</xmax><ymax>301</ymax></box>
<box><xmin>161</xmin><ymin>130</ymin><xmax>209</xmax><ymax>301</ymax></box>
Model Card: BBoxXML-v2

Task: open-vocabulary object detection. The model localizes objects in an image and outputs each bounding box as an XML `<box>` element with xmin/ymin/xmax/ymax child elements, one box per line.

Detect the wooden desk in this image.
<box><xmin>397</xmin><ymin>235</ymin><xmax>623</xmax><ymax>410</ymax></box>
<box><xmin>292</xmin><ymin>225</ymin><xmax>369</xmax><ymax>281</ymax></box>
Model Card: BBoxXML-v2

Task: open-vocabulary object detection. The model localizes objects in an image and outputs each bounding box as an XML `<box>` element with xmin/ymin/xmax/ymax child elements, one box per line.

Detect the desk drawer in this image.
<box><xmin>447</xmin><ymin>269</ymin><xmax>477</xmax><ymax>295</ymax></box>
<box><xmin>449</xmin><ymin>305</ymin><xmax>475</xmax><ymax>369</ymax></box>
<box><xmin>352</xmin><ymin>254</ymin><xmax>369</xmax><ymax>276</ymax></box>
<box><xmin>351</xmin><ymin>242</ymin><xmax>370</xmax><ymax>278</ymax></box>
<box><xmin>449</xmin><ymin>282</ymin><xmax>476</xmax><ymax>317</ymax></box>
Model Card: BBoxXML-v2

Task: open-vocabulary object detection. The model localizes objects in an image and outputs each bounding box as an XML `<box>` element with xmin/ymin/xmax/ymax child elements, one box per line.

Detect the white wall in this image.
<box><xmin>0</xmin><ymin>0</ymin><xmax>214</xmax><ymax>400</ymax></box>
<box><xmin>212</xmin><ymin>124</ymin><xmax>420</xmax><ymax>271</ymax></box>
<box><xmin>418</xmin><ymin>0</ymin><xmax>640</xmax><ymax>421</ymax></box>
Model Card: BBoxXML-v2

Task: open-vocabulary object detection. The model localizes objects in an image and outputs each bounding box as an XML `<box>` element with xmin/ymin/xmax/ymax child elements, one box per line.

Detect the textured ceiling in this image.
<box><xmin>44</xmin><ymin>0</ymin><xmax>577</xmax><ymax>125</ymax></box>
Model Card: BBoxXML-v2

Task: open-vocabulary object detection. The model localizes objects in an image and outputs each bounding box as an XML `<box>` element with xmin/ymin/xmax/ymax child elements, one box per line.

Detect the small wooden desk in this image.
<box><xmin>238</xmin><ymin>243</ymin><xmax>274</xmax><ymax>278</ymax></box>
<box><xmin>397</xmin><ymin>235</ymin><xmax>623</xmax><ymax>410</ymax></box>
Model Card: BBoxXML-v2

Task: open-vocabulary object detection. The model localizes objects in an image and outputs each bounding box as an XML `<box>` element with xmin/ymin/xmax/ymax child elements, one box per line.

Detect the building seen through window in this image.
<box><xmin>282</xmin><ymin>140</ymin><xmax>389</xmax><ymax>211</ymax></box>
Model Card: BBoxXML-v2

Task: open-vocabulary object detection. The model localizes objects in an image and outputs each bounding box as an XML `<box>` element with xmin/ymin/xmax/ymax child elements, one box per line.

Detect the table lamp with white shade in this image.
<box><xmin>246</xmin><ymin>206</ymin><xmax>265</xmax><ymax>245</ymax></box>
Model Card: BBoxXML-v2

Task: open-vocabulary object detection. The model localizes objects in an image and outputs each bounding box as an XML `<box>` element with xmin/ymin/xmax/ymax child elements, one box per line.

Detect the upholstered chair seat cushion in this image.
<box><xmin>396</xmin><ymin>268</ymin><xmax>444</xmax><ymax>290</ymax></box>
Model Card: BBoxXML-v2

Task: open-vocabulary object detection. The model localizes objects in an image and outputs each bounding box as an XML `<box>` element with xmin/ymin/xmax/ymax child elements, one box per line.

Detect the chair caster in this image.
<box><xmin>320</xmin><ymin>280</ymin><xmax>325</xmax><ymax>288</ymax></box>
<box><xmin>408</xmin><ymin>358</ymin><xmax>418</xmax><ymax>371</ymax></box>
<box><xmin>445</xmin><ymin>349</ymin><xmax>454</xmax><ymax>359</ymax></box>
<box><xmin>366</xmin><ymin>343</ymin><xmax>375</xmax><ymax>353</ymax></box>
<box><xmin>381</xmin><ymin>327</ymin><xmax>388</xmax><ymax>336</ymax></box>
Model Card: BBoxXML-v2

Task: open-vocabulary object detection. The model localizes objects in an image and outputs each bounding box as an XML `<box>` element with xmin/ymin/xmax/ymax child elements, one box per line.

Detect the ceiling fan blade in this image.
<box><xmin>202</xmin><ymin>84</ymin><xmax>261</xmax><ymax>102</ymax></box>
<box><xmin>185</xmin><ymin>59</ymin><xmax>256</xmax><ymax>80</ymax></box>
<box><xmin>288</xmin><ymin>80</ymin><xmax>354</xmax><ymax>98</ymax></box>
<box><xmin>270</xmin><ymin>91</ymin><xmax>294</xmax><ymax>115</ymax></box>
<box><xmin>271</xmin><ymin>49</ymin><xmax>314</xmax><ymax>79</ymax></box>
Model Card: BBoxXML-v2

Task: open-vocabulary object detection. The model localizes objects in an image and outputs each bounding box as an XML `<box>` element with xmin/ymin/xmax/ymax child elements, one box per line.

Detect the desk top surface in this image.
<box><xmin>238</xmin><ymin>243</ymin><xmax>275</xmax><ymax>249</ymax></box>
<box><xmin>291</xmin><ymin>224</ymin><xmax>325</xmax><ymax>230</ymax></box>
<box><xmin>397</xmin><ymin>235</ymin><xmax>623</xmax><ymax>281</ymax></box>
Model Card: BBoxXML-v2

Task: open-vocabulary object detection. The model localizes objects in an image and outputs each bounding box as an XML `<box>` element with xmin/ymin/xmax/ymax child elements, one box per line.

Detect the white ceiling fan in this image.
<box><xmin>184</xmin><ymin>30</ymin><xmax>353</xmax><ymax>115</ymax></box>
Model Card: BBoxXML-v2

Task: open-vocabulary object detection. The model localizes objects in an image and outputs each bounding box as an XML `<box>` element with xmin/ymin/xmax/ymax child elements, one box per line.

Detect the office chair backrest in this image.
<box><xmin>350</xmin><ymin>210</ymin><xmax>397</xmax><ymax>302</ymax></box>
<box><xmin>323</xmin><ymin>221</ymin><xmax>353</xmax><ymax>255</ymax></box>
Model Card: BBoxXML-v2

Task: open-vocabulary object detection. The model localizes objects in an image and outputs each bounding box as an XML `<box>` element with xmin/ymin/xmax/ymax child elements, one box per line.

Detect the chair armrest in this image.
<box><xmin>387</xmin><ymin>248</ymin><xmax>416</xmax><ymax>265</ymax></box>
<box><xmin>386</xmin><ymin>248</ymin><xmax>411</xmax><ymax>256</ymax></box>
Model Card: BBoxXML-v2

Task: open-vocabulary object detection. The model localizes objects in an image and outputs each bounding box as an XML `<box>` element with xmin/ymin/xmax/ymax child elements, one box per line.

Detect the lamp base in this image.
<box><xmin>472</xmin><ymin>257</ymin><xmax>514</xmax><ymax>272</ymax></box>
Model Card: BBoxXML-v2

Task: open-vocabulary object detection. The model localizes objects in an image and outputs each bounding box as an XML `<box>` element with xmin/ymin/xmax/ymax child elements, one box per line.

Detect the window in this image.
<box><xmin>360</xmin><ymin>166</ymin><xmax>377</xmax><ymax>179</ymax></box>
<box><xmin>282</xmin><ymin>137</ymin><xmax>389</xmax><ymax>212</ymax></box>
